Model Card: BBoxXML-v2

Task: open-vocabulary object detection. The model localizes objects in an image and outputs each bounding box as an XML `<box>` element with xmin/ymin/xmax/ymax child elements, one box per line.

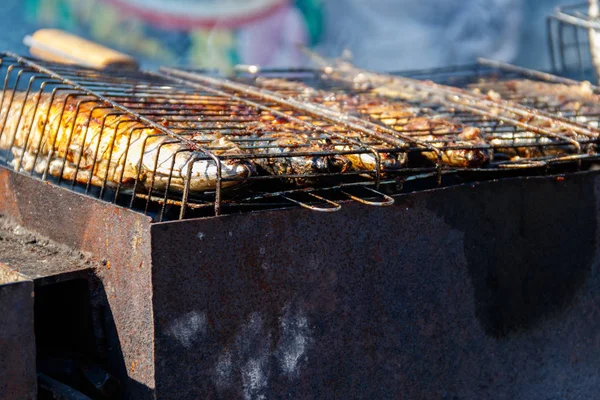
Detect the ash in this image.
<box><xmin>0</xmin><ymin>214</ymin><xmax>95</xmax><ymax>279</ymax></box>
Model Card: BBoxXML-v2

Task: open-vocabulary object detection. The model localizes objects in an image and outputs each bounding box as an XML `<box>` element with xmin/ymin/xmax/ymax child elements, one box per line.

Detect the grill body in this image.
<box><xmin>3</xmin><ymin>54</ymin><xmax>600</xmax><ymax>398</ymax></box>
<box><xmin>0</xmin><ymin>264</ymin><xmax>36</xmax><ymax>400</ymax></box>
<box><xmin>3</xmin><ymin>164</ymin><xmax>600</xmax><ymax>399</ymax></box>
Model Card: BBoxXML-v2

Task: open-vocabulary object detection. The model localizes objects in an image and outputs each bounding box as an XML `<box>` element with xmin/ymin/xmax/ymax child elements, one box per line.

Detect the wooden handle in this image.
<box><xmin>24</xmin><ymin>29</ymin><xmax>138</xmax><ymax>70</ymax></box>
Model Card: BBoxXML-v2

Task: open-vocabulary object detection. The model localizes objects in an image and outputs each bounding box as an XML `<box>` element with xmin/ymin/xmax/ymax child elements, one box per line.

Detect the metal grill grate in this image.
<box><xmin>388</xmin><ymin>58</ymin><xmax>600</xmax><ymax>130</ymax></box>
<box><xmin>0</xmin><ymin>54</ymin><xmax>433</xmax><ymax>220</ymax></box>
<box><xmin>2</xmin><ymin>53</ymin><xmax>600</xmax><ymax>221</ymax></box>
<box><xmin>167</xmin><ymin>61</ymin><xmax>600</xmax><ymax>165</ymax></box>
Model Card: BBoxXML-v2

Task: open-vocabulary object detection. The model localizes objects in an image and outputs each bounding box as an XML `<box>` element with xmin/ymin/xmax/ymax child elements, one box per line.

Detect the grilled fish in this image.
<box><xmin>470</xmin><ymin>79</ymin><xmax>600</xmax><ymax>114</ymax></box>
<box><xmin>363</xmin><ymin>77</ymin><xmax>596</xmax><ymax>160</ymax></box>
<box><xmin>0</xmin><ymin>90</ymin><xmax>252</xmax><ymax>192</ymax></box>
<box><xmin>242</xmin><ymin>126</ymin><xmax>352</xmax><ymax>185</ymax></box>
<box><xmin>253</xmin><ymin>77</ymin><xmax>488</xmax><ymax>168</ymax></box>
<box><xmin>354</xmin><ymin>102</ymin><xmax>488</xmax><ymax>167</ymax></box>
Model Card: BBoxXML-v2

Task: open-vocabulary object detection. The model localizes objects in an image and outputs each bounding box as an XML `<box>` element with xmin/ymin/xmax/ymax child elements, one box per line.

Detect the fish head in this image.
<box><xmin>306</xmin><ymin>154</ymin><xmax>351</xmax><ymax>174</ymax></box>
<box><xmin>327</xmin><ymin>154</ymin><xmax>353</xmax><ymax>173</ymax></box>
<box><xmin>380</xmin><ymin>152</ymin><xmax>407</xmax><ymax>170</ymax></box>
<box><xmin>442</xmin><ymin>147</ymin><xmax>489</xmax><ymax>168</ymax></box>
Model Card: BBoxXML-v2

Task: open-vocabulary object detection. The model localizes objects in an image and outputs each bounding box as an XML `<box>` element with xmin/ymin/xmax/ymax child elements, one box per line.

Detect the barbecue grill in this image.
<box><xmin>2</xmin><ymin>52</ymin><xmax>600</xmax><ymax>400</ymax></box>
<box><xmin>2</xmin><ymin>53</ymin><xmax>600</xmax><ymax>221</ymax></box>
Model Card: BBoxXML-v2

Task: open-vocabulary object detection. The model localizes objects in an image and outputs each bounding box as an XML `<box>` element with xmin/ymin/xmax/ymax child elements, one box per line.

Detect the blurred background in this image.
<box><xmin>0</xmin><ymin>0</ymin><xmax>571</xmax><ymax>72</ymax></box>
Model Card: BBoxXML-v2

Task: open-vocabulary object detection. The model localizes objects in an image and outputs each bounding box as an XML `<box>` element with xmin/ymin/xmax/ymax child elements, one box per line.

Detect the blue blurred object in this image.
<box><xmin>0</xmin><ymin>0</ymin><xmax>581</xmax><ymax>71</ymax></box>
<box><xmin>0</xmin><ymin>0</ymin><xmax>35</xmax><ymax>55</ymax></box>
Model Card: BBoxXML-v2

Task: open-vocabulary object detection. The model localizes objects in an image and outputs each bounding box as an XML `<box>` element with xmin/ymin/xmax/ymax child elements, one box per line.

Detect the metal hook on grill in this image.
<box><xmin>280</xmin><ymin>192</ymin><xmax>341</xmax><ymax>212</ymax></box>
<box><xmin>340</xmin><ymin>186</ymin><xmax>394</xmax><ymax>206</ymax></box>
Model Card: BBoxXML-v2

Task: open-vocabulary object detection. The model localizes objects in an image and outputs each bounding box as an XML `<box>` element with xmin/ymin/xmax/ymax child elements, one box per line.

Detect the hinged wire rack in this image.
<box><xmin>2</xmin><ymin>53</ymin><xmax>600</xmax><ymax>221</ymax></box>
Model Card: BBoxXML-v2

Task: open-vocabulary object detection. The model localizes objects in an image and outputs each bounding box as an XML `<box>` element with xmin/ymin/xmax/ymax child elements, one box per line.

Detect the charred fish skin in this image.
<box><xmin>332</xmin><ymin>146</ymin><xmax>407</xmax><ymax>172</ymax></box>
<box><xmin>0</xmin><ymin>90</ymin><xmax>253</xmax><ymax>192</ymax></box>
<box><xmin>378</xmin><ymin>112</ymin><xmax>489</xmax><ymax>168</ymax></box>
<box><xmin>251</xmin><ymin>133</ymin><xmax>352</xmax><ymax>186</ymax></box>
<box><xmin>248</xmin><ymin>112</ymin><xmax>399</xmax><ymax>176</ymax></box>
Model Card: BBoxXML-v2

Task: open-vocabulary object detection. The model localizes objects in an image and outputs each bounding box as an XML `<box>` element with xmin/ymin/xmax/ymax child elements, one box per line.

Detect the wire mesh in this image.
<box><xmin>218</xmin><ymin>62</ymin><xmax>600</xmax><ymax>168</ymax></box>
<box><xmin>2</xmin><ymin>53</ymin><xmax>600</xmax><ymax>221</ymax></box>
<box><xmin>387</xmin><ymin>58</ymin><xmax>600</xmax><ymax>132</ymax></box>
<box><xmin>0</xmin><ymin>53</ymin><xmax>424</xmax><ymax>220</ymax></box>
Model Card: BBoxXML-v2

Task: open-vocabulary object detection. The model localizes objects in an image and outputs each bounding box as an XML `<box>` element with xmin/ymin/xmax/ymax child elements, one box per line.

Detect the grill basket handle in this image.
<box><xmin>23</xmin><ymin>29</ymin><xmax>138</xmax><ymax>70</ymax></box>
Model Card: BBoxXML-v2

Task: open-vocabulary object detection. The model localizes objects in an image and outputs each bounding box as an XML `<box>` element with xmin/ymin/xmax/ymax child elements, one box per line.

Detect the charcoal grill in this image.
<box><xmin>2</xmin><ymin>53</ymin><xmax>600</xmax><ymax>400</ymax></box>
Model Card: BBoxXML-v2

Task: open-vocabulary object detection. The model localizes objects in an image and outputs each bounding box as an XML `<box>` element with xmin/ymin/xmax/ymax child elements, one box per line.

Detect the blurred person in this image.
<box><xmin>21</xmin><ymin>0</ymin><xmax>565</xmax><ymax>71</ymax></box>
<box><xmin>24</xmin><ymin>0</ymin><xmax>322</xmax><ymax>71</ymax></box>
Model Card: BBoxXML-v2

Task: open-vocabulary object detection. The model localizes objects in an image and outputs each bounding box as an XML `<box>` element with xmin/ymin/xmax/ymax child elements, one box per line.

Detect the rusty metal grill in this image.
<box><xmin>2</xmin><ymin>53</ymin><xmax>600</xmax><ymax>221</ymax></box>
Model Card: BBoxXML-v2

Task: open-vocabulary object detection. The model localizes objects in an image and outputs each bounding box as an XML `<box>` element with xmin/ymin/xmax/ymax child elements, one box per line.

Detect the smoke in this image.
<box><xmin>315</xmin><ymin>0</ymin><xmax>524</xmax><ymax>71</ymax></box>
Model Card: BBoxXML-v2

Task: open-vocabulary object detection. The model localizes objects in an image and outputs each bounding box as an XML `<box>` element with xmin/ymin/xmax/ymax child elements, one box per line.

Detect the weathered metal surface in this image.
<box><xmin>0</xmin><ymin>263</ymin><xmax>36</xmax><ymax>400</ymax></box>
<box><xmin>151</xmin><ymin>171</ymin><xmax>600</xmax><ymax>399</ymax></box>
<box><xmin>0</xmin><ymin>167</ymin><xmax>155</xmax><ymax>400</ymax></box>
<box><xmin>4</xmin><ymin>163</ymin><xmax>600</xmax><ymax>399</ymax></box>
<box><xmin>0</xmin><ymin>214</ymin><xmax>94</xmax><ymax>285</ymax></box>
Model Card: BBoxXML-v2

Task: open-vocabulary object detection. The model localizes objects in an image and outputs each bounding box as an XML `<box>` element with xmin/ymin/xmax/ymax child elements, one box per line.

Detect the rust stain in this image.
<box><xmin>0</xmin><ymin>168</ymin><xmax>155</xmax><ymax>396</ymax></box>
